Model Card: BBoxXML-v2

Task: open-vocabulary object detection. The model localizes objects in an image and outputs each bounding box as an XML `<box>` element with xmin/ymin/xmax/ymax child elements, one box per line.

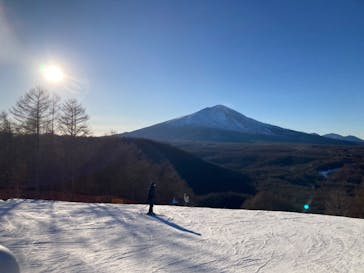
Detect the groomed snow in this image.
<box><xmin>0</xmin><ymin>199</ymin><xmax>363</xmax><ymax>273</ymax></box>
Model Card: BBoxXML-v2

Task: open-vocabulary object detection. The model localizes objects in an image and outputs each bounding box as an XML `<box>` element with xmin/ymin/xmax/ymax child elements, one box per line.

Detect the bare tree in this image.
<box><xmin>45</xmin><ymin>94</ymin><xmax>61</xmax><ymax>135</ymax></box>
<box><xmin>58</xmin><ymin>98</ymin><xmax>89</xmax><ymax>137</ymax></box>
<box><xmin>10</xmin><ymin>87</ymin><xmax>50</xmax><ymax>135</ymax></box>
<box><xmin>58</xmin><ymin>99</ymin><xmax>89</xmax><ymax>198</ymax></box>
<box><xmin>10</xmin><ymin>87</ymin><xmax>50</xmax><ymax>193</ymax></box>
<box><xmin>0</xmin><ymin>111</ymin><xmax>12</xmax><ymax>134</ymax></box>
<box><xmin>0</xmin><ymin>111</ymin><xmax>14</xmax><ymax>194</ymax></box>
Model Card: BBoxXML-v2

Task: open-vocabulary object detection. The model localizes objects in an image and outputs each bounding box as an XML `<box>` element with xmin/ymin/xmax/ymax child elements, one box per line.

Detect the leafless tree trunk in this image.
<box><xmin>58</xmin><ymin>99</ymin><xmax>89</xmax><ymax>197</ymax></box>
<box><xmin>0</xmin><ymin>111</ymin><xmax>14</xmax><ymax>193</ymax></box>
<box><xmin>10</xmin><ymin>87</ymin><xmax>50</xmax><ymax>135</ymax></box>
<box><xmin>58</xmin><ymin>99</ymin><xmax>89</xmax><ymax>137</ymax></box>
<box><xmin>10</xmin><ymin>87</ymin><xmax>51</xmax><ymax>193</ymax></box>
<box><xmin>46</xmin><ymin>94</ymin><xmax>61</xmax><ymax>135</ymax></box>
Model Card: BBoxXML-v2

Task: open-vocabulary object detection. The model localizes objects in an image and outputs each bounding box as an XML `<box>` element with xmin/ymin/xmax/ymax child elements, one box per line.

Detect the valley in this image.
<box><xmin>121</xmin><ymin>104</ymin><xmax>364</xmax><ymax>218</ymax></box>
<box><xmin>178</xmin><ymin>142</ymin><xmax>364</xmax><ymax>217</ymax></box>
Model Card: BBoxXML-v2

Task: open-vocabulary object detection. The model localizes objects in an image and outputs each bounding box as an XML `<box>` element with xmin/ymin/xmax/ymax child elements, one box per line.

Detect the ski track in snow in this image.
<box><xmin>0</xmin><ymin>199</ymin><xmax>363</xmax><ymax>273</ymax></box>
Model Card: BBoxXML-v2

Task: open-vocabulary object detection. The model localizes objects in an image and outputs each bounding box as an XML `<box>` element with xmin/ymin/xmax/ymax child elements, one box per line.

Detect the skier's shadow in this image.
<box><xmin>151</xmin><ymin>215</ymin><xmax>201</xmax><ymax>236</ymax></box>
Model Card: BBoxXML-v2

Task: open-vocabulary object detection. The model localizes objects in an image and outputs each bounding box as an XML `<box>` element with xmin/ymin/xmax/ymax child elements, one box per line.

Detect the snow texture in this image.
<box><xmin>319</xmin><ymin>168</ymin><xmax>342</xmax><ymax>179</ymax></box>
<box><xmin>1</xmin><ymin>199</ymin><xmax>364</xmax><ymax>273</ymax></box>
<box><xmin>165</xmin><ymin>105</ymin><xmax>276</xmax><ymax>135</ymax></box>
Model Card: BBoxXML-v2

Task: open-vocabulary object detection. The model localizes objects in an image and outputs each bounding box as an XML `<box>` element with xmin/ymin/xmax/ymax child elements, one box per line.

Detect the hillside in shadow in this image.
<box><xmin>0</xmin><ymin>134</ymin><xmax>255</xmax><ymax>208</ymax></box>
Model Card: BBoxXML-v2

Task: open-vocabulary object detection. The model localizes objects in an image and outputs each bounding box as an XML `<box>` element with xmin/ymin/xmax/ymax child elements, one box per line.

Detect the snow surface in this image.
<box><xmin>1</xmin><ymin>199</ymin><xmax>363</xmax><ymax>273</ymax></box>
<box><xmin>165</xmin><ymin>105</ymin><xmax>276</xmax><ymax>135</ymax></box>
<box><xmin>319</xmin><ymin>168</ymin><xmax>342</xmax><ymax>178</ymax></box>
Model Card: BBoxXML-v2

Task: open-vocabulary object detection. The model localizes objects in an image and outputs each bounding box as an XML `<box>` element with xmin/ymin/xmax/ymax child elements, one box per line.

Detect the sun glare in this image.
<box><xmin>41</xmin><ymin>65</ymin><xmax>64</xmax><ymax>83</ymax></box>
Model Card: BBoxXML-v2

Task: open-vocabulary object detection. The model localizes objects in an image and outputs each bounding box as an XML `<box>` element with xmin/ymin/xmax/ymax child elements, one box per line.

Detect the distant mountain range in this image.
<box><xmin>121</xmin><ymin>105</ymin><xmax>358</xmax><ymax>145</ymax></box>
<box><xmin>322</xmin><ymin>133</ymin><xmax>364</xmax><ymax>143</ymax></box>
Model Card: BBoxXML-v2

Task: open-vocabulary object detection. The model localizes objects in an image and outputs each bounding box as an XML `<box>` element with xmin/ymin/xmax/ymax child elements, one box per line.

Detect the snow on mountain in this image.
<box><xmin>122</xmin><ymin>105</ymin><xmax>353</xmax><ymax>145</ymax></box>
<box><xmin>165</xmin><ymin>105</ymin><xmax>275</xmax><ymax>135</ymax></box>
<box><xmin>323</xmin><ymin>133</ymin><xmax>364</xmax><ymax>143</ymax></box>
<box><xmin>1</xmin><ymin>199</ymin><xmax>364</xmax><ymax>273</ymax></box>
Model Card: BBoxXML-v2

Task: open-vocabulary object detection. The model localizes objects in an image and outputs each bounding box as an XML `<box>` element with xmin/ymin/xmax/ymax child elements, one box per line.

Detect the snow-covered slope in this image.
<box><xmin>1</xmin><ymin>199</ymin><xmax>363</xmax><ymax>273</ymax></box>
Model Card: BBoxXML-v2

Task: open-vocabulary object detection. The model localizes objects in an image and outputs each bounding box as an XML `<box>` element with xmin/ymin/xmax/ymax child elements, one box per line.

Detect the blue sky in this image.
<box><xmin>1</xmin><ymin>0</ymin><xmax>363</xmax><ymax>137</ymax></box>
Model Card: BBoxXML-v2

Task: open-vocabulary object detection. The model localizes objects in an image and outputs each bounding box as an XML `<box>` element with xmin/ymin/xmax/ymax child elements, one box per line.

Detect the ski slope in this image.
<box><xmin>0</xmin><ymin>199</ymin><xmax>363</xmax><ymax>273</ymax></box>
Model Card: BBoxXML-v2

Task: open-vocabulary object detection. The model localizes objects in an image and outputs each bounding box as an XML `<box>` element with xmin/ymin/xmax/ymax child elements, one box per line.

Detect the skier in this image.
<box><xmin>184</xmin><ymin>193</ymin><xmax>190</xmax><ymax>206</ymax></box>
<box><xmin>147</xmin><ymin>182</ymin><xmax>156</xmax><ymax>215</ymax></box>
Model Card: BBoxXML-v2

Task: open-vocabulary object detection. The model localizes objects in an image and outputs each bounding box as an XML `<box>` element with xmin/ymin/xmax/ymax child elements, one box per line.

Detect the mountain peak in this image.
<box><xmin>122</xmin><ymin>106</ymin><xmax>355</xmax><ymax>145</ymax></box>
<box><xmin>163</xmin><ymin>105</ymin><xmax>274</xmax><ymax>134</ymax></box>
<box><xmin>202</xmin><ymin>105</ymin><xmax>239</xmax><ymax>114</ymax></box>
<box><xmin>209</xmin><ymin>104</ymin><xmax>232</xmax><ymax>110</ymax></box>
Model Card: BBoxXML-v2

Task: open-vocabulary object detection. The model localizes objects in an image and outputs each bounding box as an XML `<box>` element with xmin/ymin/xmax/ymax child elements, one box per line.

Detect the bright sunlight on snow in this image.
<box><xmin>0</xmin><ymin>199</ymin><xmax>363</xmax><ymax>273</ymax></box>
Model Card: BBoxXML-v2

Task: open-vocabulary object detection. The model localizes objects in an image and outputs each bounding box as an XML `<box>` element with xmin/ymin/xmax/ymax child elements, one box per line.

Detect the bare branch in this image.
<box><xmin>58</xmin><ymin>98</ymin><xmax>89</xmax><ymax>137</ymax></box>
<box><xmin>10</xmin><ymin>87</ymin><xmax>51</xmax><ymax>135</ymax></box>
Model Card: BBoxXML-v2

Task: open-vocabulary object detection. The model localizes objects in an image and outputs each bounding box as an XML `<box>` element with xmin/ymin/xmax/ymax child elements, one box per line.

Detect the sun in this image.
<box><xmin>41</xmin><ymin>65</ymin><xmax>65</xmax><ymax>83</ymax></box>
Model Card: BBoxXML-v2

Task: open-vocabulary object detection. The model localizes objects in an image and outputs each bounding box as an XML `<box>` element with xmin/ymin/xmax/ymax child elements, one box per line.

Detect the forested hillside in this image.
<box><xmin>0</xmin><ymin>134</ymin><xmax>255</xmax><ymax>206</ymax></box>
<box><xmin>179</xmin><ymin>142</ymin><xmax>364</xmax><ymax>218</ymax></box>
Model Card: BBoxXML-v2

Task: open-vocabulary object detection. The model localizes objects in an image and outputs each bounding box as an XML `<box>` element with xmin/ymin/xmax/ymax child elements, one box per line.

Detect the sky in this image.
<box><xmin>0</xmin><ymin>0</ymin><xmax>363</xmax><ymax>137</ymax></box>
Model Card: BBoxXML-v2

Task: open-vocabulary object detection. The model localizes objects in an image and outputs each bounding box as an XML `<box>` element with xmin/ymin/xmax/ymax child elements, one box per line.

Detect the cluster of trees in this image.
<box><xmin>184</xmin><ymin>143</ymin><xmax>364</xmax><ymax>218</ymax></box>
<box><xmin>0</xmin><ymin>88</ymin><xmax>196</xmax><ymax>204</ymax></box>
<box><xmin>1</xmin><ymin>87</ymin><xmax>89</xmax><ymax>137</ymax></box>
<box><xmin>0</xmin><ymin>134</ymin><xmax>194</xmax><ymax>204</ymax></box>
<box><xmin>0</xmin><ymin>87</ymin><xmax>90</xmax><ymax>195</ymax></box>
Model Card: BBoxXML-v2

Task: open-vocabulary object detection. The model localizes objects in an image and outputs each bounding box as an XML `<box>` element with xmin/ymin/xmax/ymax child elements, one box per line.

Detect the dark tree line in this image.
<box><xmin>7</xmin><ymin>87</ymin><xmax>89</xmax><ymax>137</ymax></box>
<box><xmin>0</xmin><ymin>87</ymin><xmax>90</xmax><ymax>195</ymax></box>
<box><xmin>0</xmin><ymin>134</ymin><xmax>194</xmax><ymax>204</ymax></box>
<box><xmin>0</xmin><ymin>87</ymin><xmax>195</xmax><ymax>204</ymax></box>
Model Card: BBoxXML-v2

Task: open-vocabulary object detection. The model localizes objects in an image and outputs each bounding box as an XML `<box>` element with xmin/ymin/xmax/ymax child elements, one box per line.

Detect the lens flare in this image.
<box><xmin>41</xmin><ymin>65</ymin><xmax>64</xmax><ymax>83</ymax></box>
<box><xmin>304</xmin><ymin>204</ymin><xmax>310</xmax><ymax>210</ymax></box>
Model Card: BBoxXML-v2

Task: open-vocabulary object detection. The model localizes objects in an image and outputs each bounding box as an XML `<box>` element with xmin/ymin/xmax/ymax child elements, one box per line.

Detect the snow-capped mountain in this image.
<box><xmin>121</xmin><ymin>105</ymin><xmax>353</xmax><ymax>144</ymax></box>
<box><xmin>164</xmin><ymin>105</ymin><xmax>276</xmax><ymax>135</ymax></box>
<box><xmin>322</xmin><ymin>133</ymin><xmax>364</xmax><ymax>143</ymax></box>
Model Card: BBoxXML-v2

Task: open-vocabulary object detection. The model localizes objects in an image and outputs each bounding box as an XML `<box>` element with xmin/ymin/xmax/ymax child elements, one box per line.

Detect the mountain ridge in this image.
<box><xmin>121</xmin><ymin>105</ymin><xmax>355</xmax><ymax>145</ymax></box>
<box><xmin>322</xmin><ymin>133</ymin><xmax>364</xmax><ymax>143</ymax></box>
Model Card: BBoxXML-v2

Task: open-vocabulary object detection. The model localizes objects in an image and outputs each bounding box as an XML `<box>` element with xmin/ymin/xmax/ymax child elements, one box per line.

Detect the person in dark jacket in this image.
<box><xmin>147</xmin><ymin>182</ymin><xmax>156</xmax><ymax>215</ymax></box>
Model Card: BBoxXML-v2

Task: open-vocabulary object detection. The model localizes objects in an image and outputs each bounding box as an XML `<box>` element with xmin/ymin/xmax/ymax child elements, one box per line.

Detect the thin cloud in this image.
<box><xmin>0</xmin><ymin>3</ymin><xmax>24</xmax><ymax>65</ymax></box>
